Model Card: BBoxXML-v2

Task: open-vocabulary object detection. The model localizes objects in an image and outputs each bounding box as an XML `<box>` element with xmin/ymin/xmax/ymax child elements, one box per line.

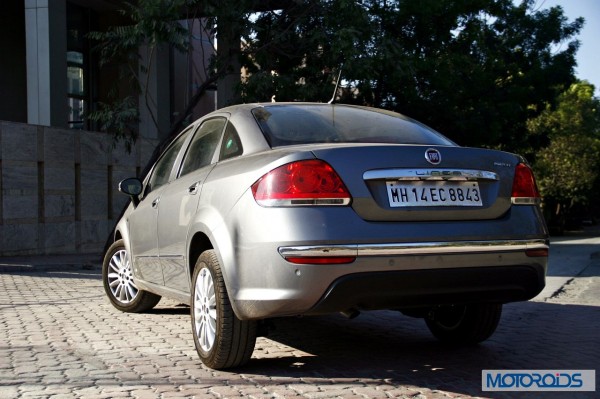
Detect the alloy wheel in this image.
<box><xmin>194</xmin><ymin>267</ymin><xmax>217</xmax><ymax>352</ymax></box>
<box><xmin>107</xmin><ymin>249</ymin><xmax>138</xmax><ymax>304</ymax></box>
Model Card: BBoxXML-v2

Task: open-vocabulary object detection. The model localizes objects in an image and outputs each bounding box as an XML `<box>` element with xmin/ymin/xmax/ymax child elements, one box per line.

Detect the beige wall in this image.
<box><xmin>0</xmin><ymin>121</ymin><xmax>157</xmax><ymax>255</ymax></box>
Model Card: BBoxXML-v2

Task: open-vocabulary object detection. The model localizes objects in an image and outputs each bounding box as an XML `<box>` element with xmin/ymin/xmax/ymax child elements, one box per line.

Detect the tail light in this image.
<box><xmin>252</xmin><ymin>160</ymin><xmax>351</xmax><ymax>207</ymax></box>
<box><xmin>511</xmin><ymin>163</ymin><xmax>541</xmax><ymax>205</ymax></box>
<box><xmin>526</xmin><ymin>248</ymin><xmax>549</xmax><ymax>257</ymax></box>
<box><xmin>283</xmin><ymin>256</ymin><xmax>356</xmax><ymax>265</ymax></box>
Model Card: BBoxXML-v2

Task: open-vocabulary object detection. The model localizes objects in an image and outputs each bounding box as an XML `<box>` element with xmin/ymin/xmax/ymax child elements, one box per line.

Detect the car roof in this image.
<box><xmin>217</xmin><ymin>102</ymin><xmax>381</xmax><ymax>114</ymax></box>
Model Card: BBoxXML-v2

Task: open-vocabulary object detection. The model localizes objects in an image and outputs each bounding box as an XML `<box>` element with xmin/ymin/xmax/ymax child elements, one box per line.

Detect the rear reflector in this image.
<box><xmin>284</xmin><ymin>256</ymin><xmax>357</xmax><ymax>265</ymax></box>
<box><xmin>511</xmin><ymin>163</ymin><xmax>541</xmax><ymax>205</ymax></box>
<box><xmin>526</xmin><ymin>248</ymin><xmax>549</xmax><ymax>257</ymax></box>
<box><xmin>252</xmin><ymin>160</ymin><xmax>351</xmax><ymax>207</ymax></box>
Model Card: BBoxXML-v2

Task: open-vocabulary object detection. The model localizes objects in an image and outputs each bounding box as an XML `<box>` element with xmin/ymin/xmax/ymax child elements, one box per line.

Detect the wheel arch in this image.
<box><xmin>104</xmin><ymin>216</ymin><xmax>131</xmax><ymax>257</ymax></box>
<box><xmin>188</xmin><ymin>232</ymin><xmax>214</xmax><ymax>281</ymax></box>
<box><xmin>186</xmin><ymin>216</ymin><xmax>244</xmax><ymax>318</ymax></box>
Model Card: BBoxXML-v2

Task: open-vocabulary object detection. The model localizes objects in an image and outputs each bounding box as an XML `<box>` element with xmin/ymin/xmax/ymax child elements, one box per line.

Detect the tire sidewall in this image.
<box><xmin>191</xmin><ymin>252</ymin><xmax>225</xmax><ymax>366</ymax></box>
<box><xmin>102</xmin><ymin>239</ymin><xmax>143</xmax><ymax>312</ymax></box>
<box><xmin>191</xmin><ymin>250</ymin><xmax>258</xmax><ymax>369</ymax></box>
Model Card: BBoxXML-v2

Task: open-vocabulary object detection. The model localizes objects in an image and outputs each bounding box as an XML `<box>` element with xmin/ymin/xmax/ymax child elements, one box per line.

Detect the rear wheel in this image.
<box><xmin>191</xmin><ymin>250</ymin><xmax>257</xmax><ymax>369</ymax></box>
<box><xmin>425</xmin><ymin>303</ymin><xmax>502</xmax><ymax>344</ymax></box>
<box><xmin>102</xmin><ymin>239</ymin><xmax>161</xmax><ymax>312</ymax></box>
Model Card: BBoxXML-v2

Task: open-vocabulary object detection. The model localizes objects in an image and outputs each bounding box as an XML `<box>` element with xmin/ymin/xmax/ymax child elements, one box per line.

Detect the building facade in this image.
<box><xmin>0</xmin><ymin>0</ymin><xmax>220</xmax><ymax>255</ymax></box>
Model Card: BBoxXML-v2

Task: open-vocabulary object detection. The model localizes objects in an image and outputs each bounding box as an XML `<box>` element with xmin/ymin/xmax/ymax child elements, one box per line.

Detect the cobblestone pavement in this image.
<box><xmin>1</xmin><ymin>237</ymin><xmax>598</xmax><ymax>399</ymax></box>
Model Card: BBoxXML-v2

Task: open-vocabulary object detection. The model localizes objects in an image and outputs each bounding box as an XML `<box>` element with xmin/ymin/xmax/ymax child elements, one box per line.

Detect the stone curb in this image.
<box><xmin>0</xmin><ymin>254</ymin><xmax>102</xmax><ymax>273</ymax></box>
<box><xmin>578</xmin><ymin>253</ymin><xmax>600</xmax><ymax>278</ymax></box>
<box><xmin>0</xmin><ymin>263</ymin><xmax>101</xmax><ymax>273</ymax></box>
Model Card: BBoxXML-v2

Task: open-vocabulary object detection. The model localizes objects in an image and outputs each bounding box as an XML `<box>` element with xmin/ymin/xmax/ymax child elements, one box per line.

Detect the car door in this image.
<box><xmin>128</xmin><ymin>129</ymin><xmax>191</xmax><ymax>285</ymax></box>
<box><xmin>157</xmin><ymin>117</ymin><xmax>227</xmax><ymax>292</ymax></box>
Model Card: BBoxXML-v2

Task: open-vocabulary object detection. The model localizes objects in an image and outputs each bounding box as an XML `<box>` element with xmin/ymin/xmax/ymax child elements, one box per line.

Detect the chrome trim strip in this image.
<box><xmin>279</xmin><ymin>245</ymin><xmax>358</xmax><ymax>258</ymax></box>
<box><xmin>511</xmin><ymin>197</ymin><xmax>542</xmax><ymax>205</ymax></box>
<box><xmin>257</xmin><ymin>198</ymin><xmax>352</xmax><ymax>207</ymax></box>
<box><xmin>278</xmin><ymin>239</ymin><xmax>548</xmax><ymax>258</ymax></box>
<box><xmin>363</xmin><ymin>169</ymin><xmax>499</xmax><ymax>181</ymax></box>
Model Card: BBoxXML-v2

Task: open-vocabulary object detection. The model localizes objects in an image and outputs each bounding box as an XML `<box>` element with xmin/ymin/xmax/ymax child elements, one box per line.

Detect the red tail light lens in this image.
<box><xmin>511</xmin><ymin>163</ymin><xmax>541</xmax><ymax>204</ymax></box>
<box><xmin>526</xmin><ymin>248</ymin><xmax>549</xmax><ymax>257</ymax></box>
<box><xmin>252</xmin><ymin>160</ymin><xmax>351</xmax><ymax>206</ymax></box>
<box><xmin>284</xmin><ymin>256</ymin><xmax>357</xmax><ymax>264</ymax></box>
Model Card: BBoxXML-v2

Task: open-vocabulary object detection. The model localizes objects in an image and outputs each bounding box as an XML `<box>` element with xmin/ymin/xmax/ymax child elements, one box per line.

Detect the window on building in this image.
<box><xmin>67</xmin><ymin>51</ymin><xmax>85</xmax><ymax>128</ymax></box>
<box><xmin>67</xmin><ymin>3</ymin><xmax>91</xmax><ymax>129</ymax></box>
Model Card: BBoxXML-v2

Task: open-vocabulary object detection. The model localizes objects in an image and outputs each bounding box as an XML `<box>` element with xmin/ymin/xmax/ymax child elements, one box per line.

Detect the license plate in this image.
<box><xmin>386</xmin><ymin>181</ymin><xmax>483</xmax><ymax>207</ymax></box>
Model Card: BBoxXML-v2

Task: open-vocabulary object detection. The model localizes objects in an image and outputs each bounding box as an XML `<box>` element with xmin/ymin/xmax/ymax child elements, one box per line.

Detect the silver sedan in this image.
<box><xmin>102</xmin><ymin>103</ymin><xmax>548</xmax><ymax>369</ymax></box>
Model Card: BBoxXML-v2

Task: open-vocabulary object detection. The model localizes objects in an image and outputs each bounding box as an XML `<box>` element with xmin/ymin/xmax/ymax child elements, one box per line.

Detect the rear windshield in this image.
<box><xmin>251</xmin><ymin>104</ymin><xmax>454</xmax><ymax>147</ymax></box>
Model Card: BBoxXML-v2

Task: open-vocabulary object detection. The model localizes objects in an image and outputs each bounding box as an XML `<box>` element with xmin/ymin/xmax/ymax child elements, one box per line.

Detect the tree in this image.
<box><xmin>527</xmin><ymin>82</ymin><xmax>600</xmax><ymax>140</ymax></box>
<box><xmin>88</xmin><ymin>0</ymin><xmax>232</xmax><ymax>149</ymax></box>
<box><xmin>88</xmin><ymin>0</ymin><xmax>301</xmax><ymax>150</ymax></box>
<box><xmin>240</xmin><ymin>0</ymin><xmax>374</xmax><ymax>103</ymax></box>
<box><xmin>241</xmin><ymin>0</ymin><xmax>583</xmax><ymax>154</ymax></box>
<box><xmin>89</xmin><ymin>0</ymin><xmax>583</xmax><ymax>159</ymax></box>
<box><xmin>530</xmin><ymin>81</ymin><xmax>600</xmax><ymax>229</ymax></box>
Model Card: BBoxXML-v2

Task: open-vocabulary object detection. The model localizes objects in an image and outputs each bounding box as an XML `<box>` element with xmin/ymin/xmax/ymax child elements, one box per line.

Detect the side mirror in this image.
<box><xmin>119</xmin><ymin>178</ymin><xmax>143</xmax><ymax>206</ymax></box>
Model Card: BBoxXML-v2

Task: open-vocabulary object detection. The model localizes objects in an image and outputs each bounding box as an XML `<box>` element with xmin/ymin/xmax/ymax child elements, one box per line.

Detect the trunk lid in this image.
<box><xmin>311</xmin><ymin>144</ymin><xmax>521</xmax><ymax>222</ymax></box>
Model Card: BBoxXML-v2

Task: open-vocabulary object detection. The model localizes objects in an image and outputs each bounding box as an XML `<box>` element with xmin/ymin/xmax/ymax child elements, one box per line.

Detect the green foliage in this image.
<box><xmin>240</xmin><ymin>0</ymin><xmax>374</xmax><ymax>103</ymax></box>
<box><xmin>87</xmin><ymin>0</ymin><xmax>201</xmax><ymax>148</ymax></box>
<box><xmin>86</xmin><ymin>96</ymin><xmax>139</xmax><ymax>152</ymax></box>
<box><xmin>535</xmin><ymin>134</ymin><xmax>600</xmax><ymax>206</ymax></box>
<box><xmin>536</xmin><ymin>135</ymin><xmax>600</xmax><ymax>203</ymax></box>
<box><xmin>531</xmin><ymin>82</ymin><xmax>600</xmax><ymax>223</ymax></box>
<box><xmin>87</xmin><ymin>0</ymin><xmax>191</xmax><ymax>63</ymax></box>
<box><xmin>527</xmin><ymin>81</ymin><xmax>600</xmax><ymax>141</ymax></box>
<box><xmin>241</xmin><ymin>0</ymin><xmax>583</xmax><ymax>153</ymax></box>
<box><xmin>89</xmin><ymin>0</ymin><xmax>584</xmax><ymax>161</ymax></box>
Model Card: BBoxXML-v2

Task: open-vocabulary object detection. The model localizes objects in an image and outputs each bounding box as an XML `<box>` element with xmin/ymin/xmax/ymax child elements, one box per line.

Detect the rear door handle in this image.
<box><xmin>188</xmin><ymin>181</ymin><xmax>201</xmax><ymax>195</ymax></box>
<box><xmin>151</xmin><ymin>197</ymin><xmax>160</xmax><ymax>208</ymax></box>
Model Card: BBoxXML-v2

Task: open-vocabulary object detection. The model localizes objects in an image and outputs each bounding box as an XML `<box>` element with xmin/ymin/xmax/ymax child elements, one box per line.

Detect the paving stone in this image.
<box><xmin>0</xmin><ymin>386</ymin><xmax>19</xmax><ymax>399</ymax></box>
<box><xmin>1</xmin><ymin>254</ymin><xmax>599</xmax><ymax>399</ymax></box>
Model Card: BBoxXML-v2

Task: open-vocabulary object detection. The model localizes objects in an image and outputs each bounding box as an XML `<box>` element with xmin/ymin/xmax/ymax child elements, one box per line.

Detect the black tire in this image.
<box><xmin>425</xmin><ymin>303</ymin><xmax>502</xmax><ymax>344</ymax></box>
<box><xmin>191</xmin><ymin>250</ymin><xmax>257</xmax><ymax>369</ymax></box>
<box><xmin>102</xmin><ymin>239</ymin><xmax>161</xmax><ymax>313</ymax></box>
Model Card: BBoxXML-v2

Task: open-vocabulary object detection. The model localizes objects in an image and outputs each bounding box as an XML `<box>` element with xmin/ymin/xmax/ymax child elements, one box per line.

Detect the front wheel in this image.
<box><xmin>191</xmin><ymin>250</ymin><xmax>257</xmax><ymax>369</ymax></box>
<box><xmin>425</xmin><ymin>303</ymin><xmax>502</xmax><ymax>344</ymax></box>
<box><xmin>102</xmin><ymin>239</ymin><xmax>161</xmax><ymax>312</ymax></box>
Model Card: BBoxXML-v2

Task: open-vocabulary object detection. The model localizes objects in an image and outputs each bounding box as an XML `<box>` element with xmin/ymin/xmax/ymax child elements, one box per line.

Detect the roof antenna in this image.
<box><xmin>327</xmin><ymin>65</ymin><xmax>343</xmax><ymax>104</ymax></box>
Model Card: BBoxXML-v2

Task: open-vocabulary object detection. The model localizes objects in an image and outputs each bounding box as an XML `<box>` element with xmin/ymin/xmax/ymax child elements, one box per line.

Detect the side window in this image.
<box><xmin>220</xmin><ymin>122</ymin><xmax>243</xmax><ymax>161</ymax></box>
<box><xmin>147</xmin><ymin>132</ymin><xmax>188</xmax><ymax>192</ymax></box>
<box><xmin>180</xmin><ymin>118</ymin><xmax>225</xmax><ymax>176</ymax></box>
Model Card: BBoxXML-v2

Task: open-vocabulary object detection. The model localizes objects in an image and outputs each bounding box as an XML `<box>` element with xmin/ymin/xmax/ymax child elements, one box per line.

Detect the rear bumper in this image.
<box><xmin>278</xmin><ymin>239</ymin><xmax>548</xmax><ymax>258</ymax></box>
<box><xmin>307</xmin><ymin>264</ymin><xmax>546</xmax><ymax>315</ymax></box>
<box><xmin>280</xmin><ymin>239</ymin><xmax>547</xmax><ymax>314</ymax></box>
<box><xmin>230</xmin><ymin>239</ymin><xmax>548</xmax><ymax>320</ymax></box>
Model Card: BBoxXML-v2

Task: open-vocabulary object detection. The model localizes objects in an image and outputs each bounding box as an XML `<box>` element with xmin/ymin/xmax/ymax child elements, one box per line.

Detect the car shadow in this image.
<box><xmin>240</xmin><ymin>301</ymin><xmax>599</xmax><ymax>398</ymax></box>
<box><xmin>1</xmin><ymin>267</ymin><xmax>597</xmax><ymax>398</ymax></box>
<box><xmin>148</xmin><ymin>304</ymin><xmax>190</xmax><ymax>315</ymax></box>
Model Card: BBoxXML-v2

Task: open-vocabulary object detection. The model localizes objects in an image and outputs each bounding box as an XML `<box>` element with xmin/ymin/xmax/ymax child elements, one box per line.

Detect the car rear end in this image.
<box><xmin>219</xmin><ymin>104</ymin><xmax>548</xmax><ymax>321</ymax></box>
